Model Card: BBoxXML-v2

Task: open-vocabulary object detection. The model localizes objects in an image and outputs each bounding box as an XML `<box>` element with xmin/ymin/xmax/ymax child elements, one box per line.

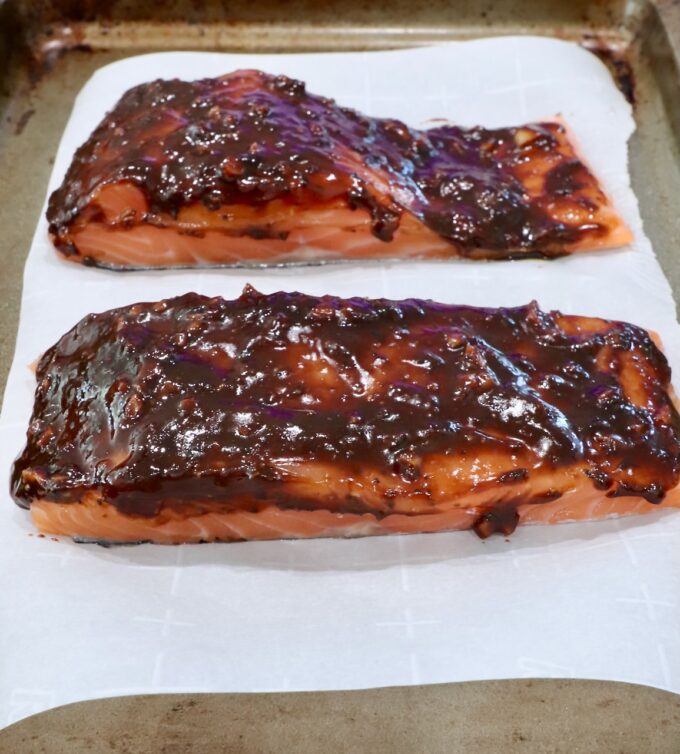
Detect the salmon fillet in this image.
<box><xmin>46</xmin><ymin>70</ymin><xmax>631</xmax><ymax>269</ymax></box>
<box><xmin>11</xmin><ymin>288</ymin><xmax>680</xmax><ymax>544</ymax></box>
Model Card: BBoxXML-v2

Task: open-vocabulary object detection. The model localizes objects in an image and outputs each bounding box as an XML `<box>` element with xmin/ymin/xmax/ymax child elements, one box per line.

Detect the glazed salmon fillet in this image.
<box><xmin>11</xmin><ymin>288</ymin><xmax>680</xmax><ymax>544</ymax></box>
<box><xmin>46</xmin><ymin>70</ymin><xmax>631</xmax><ymax>269</ymax></box>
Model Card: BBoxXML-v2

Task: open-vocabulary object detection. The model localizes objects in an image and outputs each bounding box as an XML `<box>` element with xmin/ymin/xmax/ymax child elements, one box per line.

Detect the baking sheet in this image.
<box><xmin>1</xmin><ymin>38</ymin><xmax>680</xmax><ymax>727</ymax></box>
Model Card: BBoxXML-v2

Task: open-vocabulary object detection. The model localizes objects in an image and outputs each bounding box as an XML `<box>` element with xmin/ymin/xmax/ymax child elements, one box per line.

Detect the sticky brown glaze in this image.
<box><xmin>11</xmin><ymin>288</ymin><xmax>680</xmax><ymax>538</ymax></box>
<box><xmin>46</xmin><ymin>70</ymin><xmax>630</xmax><ymax>268</ymax></box>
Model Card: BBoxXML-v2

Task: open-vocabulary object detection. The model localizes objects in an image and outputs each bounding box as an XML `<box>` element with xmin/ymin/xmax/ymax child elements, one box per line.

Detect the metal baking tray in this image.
<box><xmin>1</xmin><ymin>1</ymin><xmax>679</xmax><ymax>751</ymax></box>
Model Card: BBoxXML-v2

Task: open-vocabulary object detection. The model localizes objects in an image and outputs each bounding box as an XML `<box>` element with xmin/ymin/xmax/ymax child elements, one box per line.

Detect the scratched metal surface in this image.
<box><xmin>0</xmin><ymin>1</ymin><xmax>679</xmax><ymax>752</ymax></box>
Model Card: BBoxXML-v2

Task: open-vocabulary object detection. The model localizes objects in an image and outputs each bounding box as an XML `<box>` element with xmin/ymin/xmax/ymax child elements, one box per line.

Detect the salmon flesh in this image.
<box><xmin>11</xmin><ymin>288</ymin><xmax>680</xmax><ymax>544</ymax></box>
<box><xmin>46</xmin><ymin>70</ymin><xmax>632</xmax><ymax>269</ymax></box>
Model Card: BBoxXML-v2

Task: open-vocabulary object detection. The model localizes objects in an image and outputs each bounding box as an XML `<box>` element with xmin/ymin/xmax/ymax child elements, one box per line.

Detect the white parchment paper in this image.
<box><xmin>2</xmin><ymin>38</ymin><xmax>680</xmax><ymax>726</ymax></box>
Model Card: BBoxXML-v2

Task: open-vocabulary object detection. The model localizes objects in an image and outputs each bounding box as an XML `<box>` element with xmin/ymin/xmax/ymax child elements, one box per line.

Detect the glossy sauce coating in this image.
<box><xmin>12</xmin><ymin>289</ymin><xmax>680</xmax><ymax>536</ymax></box>
<box><xmin>47</xmin><ymin>70</ymin><xmax>616</xmax><ymax>260</ymax></box>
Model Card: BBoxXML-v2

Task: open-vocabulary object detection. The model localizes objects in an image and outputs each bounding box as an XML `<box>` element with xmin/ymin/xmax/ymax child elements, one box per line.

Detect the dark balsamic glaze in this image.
<box><xmin>473</xmin><ymin>505</ymin><xmax>520</xmax><ymax>539</ymax></box>
<box><xmin>47</xmin><ymin>70</ymin><xmax>609</xmax><ymax>257</ymax></box>
<box><xmin>11</xmin><ymin>289</ymin><xmax>680</xmax><ymax>537</ymax></box>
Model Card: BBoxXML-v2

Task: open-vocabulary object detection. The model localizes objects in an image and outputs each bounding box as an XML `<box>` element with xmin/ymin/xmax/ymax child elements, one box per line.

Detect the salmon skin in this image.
<box><xmin>46</xmin><ymin>70</ymin><xmax>631</xmax><ymax>270</ymax></box>
<box><xmin>11</xmin><ymin>287</ymin><xmax>680</xmax><ymax>545</ymax></box>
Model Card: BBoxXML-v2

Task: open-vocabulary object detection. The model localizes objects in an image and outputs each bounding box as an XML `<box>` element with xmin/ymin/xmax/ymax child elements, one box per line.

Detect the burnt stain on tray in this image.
<box><xmin>581</xmin><ymin>36</ymin><xmax>636</xmax><ymax>105</ymax></box>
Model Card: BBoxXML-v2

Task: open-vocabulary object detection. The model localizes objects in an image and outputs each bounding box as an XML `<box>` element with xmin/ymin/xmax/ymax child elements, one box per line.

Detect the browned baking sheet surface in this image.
<box><xmin>3</xmin><ymin>681</ymin><xmax>680</xmax><ymax>754</ymax></box>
